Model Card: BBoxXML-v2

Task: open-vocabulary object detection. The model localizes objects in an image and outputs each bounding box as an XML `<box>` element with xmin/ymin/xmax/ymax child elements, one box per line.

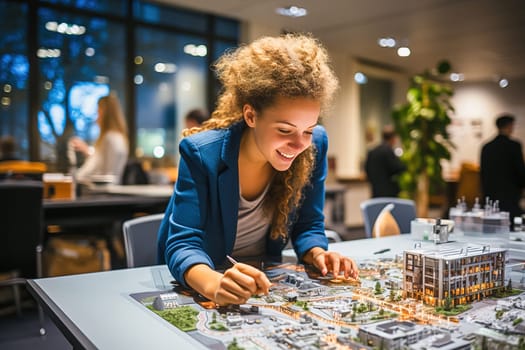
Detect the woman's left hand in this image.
<box><xmin>310</xmin><ymin>249</ymin><xmax>359</xmax><ymax>280</ymax></box>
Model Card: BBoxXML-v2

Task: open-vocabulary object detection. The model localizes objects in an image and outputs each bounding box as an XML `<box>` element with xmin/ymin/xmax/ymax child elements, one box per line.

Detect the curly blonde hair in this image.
<box><xmin>185</xmin><ymin>33</ymin><xmax>338</xmax><ymax>240</ymax></box>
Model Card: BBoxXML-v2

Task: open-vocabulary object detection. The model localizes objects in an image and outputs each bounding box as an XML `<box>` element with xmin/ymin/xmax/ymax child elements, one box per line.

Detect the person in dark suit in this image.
<box><xmin>365</xmin><ymin>126</ymin><xmax>406</xmax><ymax>197</ymax></box>
<box><xmin>480</xmin><ymin>114</ymin><xmax>525</xmax><ymax>223</ymax></box>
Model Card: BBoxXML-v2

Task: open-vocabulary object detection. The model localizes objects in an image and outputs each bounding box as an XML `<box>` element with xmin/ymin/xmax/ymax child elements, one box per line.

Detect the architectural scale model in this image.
<box><xmin>404</xmin><ymin>244</ymin><xmax>506</xmax><ymax>306</ymax></box>
<box><xmin>449</xmin><ymin>196</ymin><xmax>510</xmax><ymax>234</ymax></box>
<box><xmin>132</xmin><ymin>239</ymin><xmax>524</xmax><ymax>349</ymax></box>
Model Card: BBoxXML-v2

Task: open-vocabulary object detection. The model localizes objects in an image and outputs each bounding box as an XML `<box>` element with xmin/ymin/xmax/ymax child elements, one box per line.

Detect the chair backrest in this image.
<box><xmin>121</xmin><ymin>159</ymin><xmax>149</xmax><ymax>185</ymax></box>
<box><xmin>360</xmin><ymin>197</ymin><xmax>416</xmax><ymax>238</ymax></box>
<box><xmin>0</xmin><ymin>180</ymin><xmax>43</xmax><ymax>277</ymax></box>
<box><xmin>371</xmin><ymin>203</ymin><xmax>401</xmax><ymax>238</ymax></box>
<box><xmin>122</xmin><ymin>213</ymin><xmax>164</xmax><ymax>268</ymax></box>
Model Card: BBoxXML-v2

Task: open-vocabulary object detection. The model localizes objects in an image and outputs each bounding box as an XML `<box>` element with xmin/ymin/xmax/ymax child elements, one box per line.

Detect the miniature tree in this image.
<box><xmin>389</xmin><ymin>289</ymin><xmax>395</xmax><ymax>302</ymax></box>
<box><xmin>227</xmin><ymin>337</ymin><xmax>244</xmax><ymax>350</ymax></box>
<box><xmin>443</xmin><ymin>296</ymin><xmax>451</xmax><ymax>311</ymax></box>
<box><xmin>507</xmin><ymin>279</ymin><xmax>513</xmax><ymax>292</ymax></box>
<box><xmin>374</xmin><ymin>281</ymin><xmax>382</xmax><ymax>295</ymax></box>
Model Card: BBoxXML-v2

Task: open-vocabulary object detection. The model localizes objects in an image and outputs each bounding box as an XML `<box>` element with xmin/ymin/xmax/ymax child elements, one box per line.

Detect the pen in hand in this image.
<box><xmin>226</xmin><ymin>255</ymin><xmax>271</xmax><ymax>296</ymax></box>
<box><xmin>226</xmin><ymin>255</ymin><xmax>238</xmax><ymax>266</ymax></box>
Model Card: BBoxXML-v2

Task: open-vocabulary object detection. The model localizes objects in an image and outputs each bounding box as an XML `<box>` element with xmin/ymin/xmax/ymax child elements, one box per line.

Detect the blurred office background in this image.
<box><xmin>2</xmin><ymin>0</ymin><xmax>524</xmax><ymax>227</ymax></box>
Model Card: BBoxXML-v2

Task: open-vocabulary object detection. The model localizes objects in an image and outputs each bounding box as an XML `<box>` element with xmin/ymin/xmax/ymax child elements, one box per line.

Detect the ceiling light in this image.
<box><xmin>397</xmin><ymin>47</ymin><xmax>411</xmax><ymax>57</ymax></box>
<box><xmin>183</xmin><ymin>44</ymin><xmax>207</xmax><ymax>57</ymax></box>
<box><xmin>354</xmin><ymin>72</ymin><xmax>368</xmax><ymax>84</ymax></box>
<box><xmin>154</xmin><ymin>63</ymin><xmax>177</xmax><ymax>73</ymax></box>
<box><xmin>85</xmin><ymin>47</ymin><xmax>95</xmax><ymax>57</ymax></box>
<box><xmin>134</xmin><ymin>75</ymin><xmax>144</xmax><ymax>85</ymax></box>
<box><xmin>45</xmin><ymin>21</ymin><xmax>86</xmax><ymax>35</ymax></box>
<box><xmin>37</xmin><ymin>48</ymin><xmax>61</xmax><ymax>58</ymax></box>
<box><xmin>498</xmin><ymin>78</ymin><xmax>509</xmax><ymax>88</ymax></box>
<box><xmin>276</xmin><ymin>6</ymin><xmax>308</xmax><ymax>17</ymax></box>
<box><xmin>450</xmin><ymin>73</ymin><xmax>464</xmax><ymax>82</ymax></box>
<box><xmin>378</xmin><ymin>37</ymin><xmax>396</xmax><ymax>48</ymax></box>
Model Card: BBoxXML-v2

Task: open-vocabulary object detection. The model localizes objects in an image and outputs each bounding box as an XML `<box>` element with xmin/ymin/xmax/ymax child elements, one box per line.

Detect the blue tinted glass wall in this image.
<box><xmin>0</xmin><ymin>0</ymin><xmax>239</xmax><ymax>168</ymax></box>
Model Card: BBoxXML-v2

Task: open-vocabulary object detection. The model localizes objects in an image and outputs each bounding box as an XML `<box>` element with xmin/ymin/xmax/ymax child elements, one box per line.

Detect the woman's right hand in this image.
<box><xmin>213</xmin><ymin>263</ymin><xmax>271</xmax><ymax>306</ymax></box>
<box><xmin>69</xmin><ymin>137</ymin><xmax>90</xmax><ymax>156</ymax></box>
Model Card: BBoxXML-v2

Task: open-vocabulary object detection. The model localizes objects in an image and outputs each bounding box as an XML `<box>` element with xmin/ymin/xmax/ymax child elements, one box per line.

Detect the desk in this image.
<box><xmin>43</xmin><ymin>193</ymin><xmax>171</xmax><ymax>269</ymax></box>
<box><xmin>44</xmin><ymin>194</ymin><xmax>170</xmax><ymax>228</ymax></box>
<box><xmin>28</xmin><ymin>233</ymin><xmax>524</xmax><ymax>349</ymax></box>
<box><xmin>85</xmin><ymin>184</ymin><xmax>174</xmax><ymax>198</ymax></box>
<box><xmin>27</xmin><ymin>266</ymin><xmax>202</xmax><ymax>350</ymax></box>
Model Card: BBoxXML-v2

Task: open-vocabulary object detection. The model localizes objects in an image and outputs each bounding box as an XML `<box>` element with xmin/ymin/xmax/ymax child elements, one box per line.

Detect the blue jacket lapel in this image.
<box><xmin>218</xmin><ymin>121</ymin><xmax>244</xmax><ymax>254</ymax></box>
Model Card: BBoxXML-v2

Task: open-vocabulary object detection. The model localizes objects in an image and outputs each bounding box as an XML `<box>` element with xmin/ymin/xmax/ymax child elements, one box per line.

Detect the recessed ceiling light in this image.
<box><xmin>276</xmin><ymin>6</ymin><xmax>307</xmax><ymax>17</ymax></box>
<box><xmin>354</xmin><ymin>72</ymin><xmax>368</xmax><ymax>84</ymax></box>
<box><xmin>397</xmin><ymin>47</ymin><xmax>411</xmax><ymax>57</ymax></box>
<box><xmin>450</xmin><ymin>73</ymin><xmax>464</xmax><ymax>82</ymax></box>
<box><xmin>498</xmin><ymin>78</ymin><xmax>509</xmax><ymax>88</ymax></box>
<box><xmin>378</xmin><ymin>37</ymin><xmax>396</xmax><ymax>48</ymax></box>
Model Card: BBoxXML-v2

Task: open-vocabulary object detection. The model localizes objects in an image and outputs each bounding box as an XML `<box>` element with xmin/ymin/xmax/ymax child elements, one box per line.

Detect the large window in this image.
<box><xmin>135</xmin><ymin>29</ymin><xmax>208</xmax><ymax>164</ymax></box>
<box><xmin>37</xmin><ymin>7</ymin><xmax>126</xmax><ymax>171</ymax></box>
<box><xmin>0</xmin><ymin>0</ymin><xmax>239</xmax><ymax>170</ymax></box>
<box><xmin>0</xmin><ymin>1</ymin><xmax>29</xmax><ymax>159</ymax></box>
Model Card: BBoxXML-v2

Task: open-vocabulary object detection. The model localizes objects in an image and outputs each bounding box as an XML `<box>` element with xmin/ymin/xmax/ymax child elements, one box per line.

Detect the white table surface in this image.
<box><xmin>28</xmin><ymin>266</ymin><xmax>203</xmax><ymax>350</ymax></box>
<box><xmin>87</xmin><ymin>184</ymin><xmax>174</xmax><ymax>198</ymax></box>
<box><xmin>30</xmin><ymin>232</ymin><xmax>521</xmax><ymax>349</ymax></box>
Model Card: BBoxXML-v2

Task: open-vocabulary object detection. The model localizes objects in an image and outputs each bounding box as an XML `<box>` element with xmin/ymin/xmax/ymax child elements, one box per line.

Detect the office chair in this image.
<box><xmin>122</xmin><ymin>213</ymin><xmax>164</xmax><ymax>267</ymax></box>
<box><xmin>325</xmin><ymin>229</ymin><xmax>343</xmax><ymax>242</ymax></box>
<box><xmin>0</xmin><ymin>180</ymin><xmax>46</xmax><ymax>335</ymax></box>
<box><xmin>370</xmin><ymin>203</ymin><xmax>400</xmax><ymax>238</ymax></box>
<box><xmin>360</xmin><ymin>197</ymin><xmax>417</xmax><ymax>238</ymax></box>
<box><xmin>121</xmin><ymin>159</ymin><xmax>149</xmax><ymax>185</ymax></box>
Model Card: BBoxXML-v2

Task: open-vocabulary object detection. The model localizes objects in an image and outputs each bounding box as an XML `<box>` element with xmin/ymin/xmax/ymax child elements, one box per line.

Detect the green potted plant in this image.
<box><xmin>392</xmin><ymin>61</ymin><xmax>455</xmax><ymax>217</ymax></box>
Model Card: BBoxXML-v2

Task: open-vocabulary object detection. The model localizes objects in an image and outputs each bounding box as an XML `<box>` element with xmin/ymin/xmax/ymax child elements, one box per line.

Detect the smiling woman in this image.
<box><xmin>157</xmin><ymin>34</ymin><xmax>359</xmax><ymax>307</ymax></box>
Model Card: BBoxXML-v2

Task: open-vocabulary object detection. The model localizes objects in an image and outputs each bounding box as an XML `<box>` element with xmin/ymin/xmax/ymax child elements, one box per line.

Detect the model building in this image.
<box><xmin>404</xmin><ymin>244</ymin><xmax>506</xmax><ymax>306</ymax></box>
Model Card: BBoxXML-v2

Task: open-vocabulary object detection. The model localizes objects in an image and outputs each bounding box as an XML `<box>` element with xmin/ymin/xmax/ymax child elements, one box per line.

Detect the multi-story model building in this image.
<box><xmin>404</xmin><ymin>244</ymin><xmax>506</xmax><ymax>306</ymax></box>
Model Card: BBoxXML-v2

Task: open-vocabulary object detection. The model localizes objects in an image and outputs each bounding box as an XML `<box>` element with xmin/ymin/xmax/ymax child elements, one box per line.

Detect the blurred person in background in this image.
<box><xmin>184</xmin><ymin>108</ymin><xmax>210</xmax><ymax>129</ymax></box>
<box><xmin>365</xmin><ymin>125</ymin><xmax>406</xmax><ymax>197</ymax></box>
<box><xmin>69</xmin><ymin>93</ymin><xmax>129</xmax><ymax>184</ymax></box>
<box><xmin>481</xmin><ymin>114</ymin><xmax>525</xmax><ymax>225</ymax></box>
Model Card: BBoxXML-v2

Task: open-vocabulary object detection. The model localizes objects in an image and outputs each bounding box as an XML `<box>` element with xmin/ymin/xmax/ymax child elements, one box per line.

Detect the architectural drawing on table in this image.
<box><xmin>403</xmin><ymin>244</ymin><xmax>506</xmax><ymax>306</ymax></box>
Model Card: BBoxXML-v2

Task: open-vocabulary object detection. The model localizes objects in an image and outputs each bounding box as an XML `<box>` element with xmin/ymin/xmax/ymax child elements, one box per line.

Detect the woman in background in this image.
<box><xmin>70</xmin><ymin>93</ymin><xmax>129</xmax><ymax>184</ymax></box>
<box><xmin>157</xmin><ymin>34</ymin><xmax>358</xmax><ymax>306</ymax></box>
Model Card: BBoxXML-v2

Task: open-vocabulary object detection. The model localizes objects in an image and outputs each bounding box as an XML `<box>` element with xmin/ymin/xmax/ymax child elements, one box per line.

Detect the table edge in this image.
<box><xmin>27</xmin><ymin>279</ymin><xmax>97</xmax><ymax>350</ymax></box>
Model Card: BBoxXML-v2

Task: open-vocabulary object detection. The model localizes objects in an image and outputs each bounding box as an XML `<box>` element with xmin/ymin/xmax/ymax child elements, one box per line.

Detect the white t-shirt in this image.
<box><xmin>233</xmin><ymin>184</ymin><xmax>272</xmax><ymax>257</ymax></box>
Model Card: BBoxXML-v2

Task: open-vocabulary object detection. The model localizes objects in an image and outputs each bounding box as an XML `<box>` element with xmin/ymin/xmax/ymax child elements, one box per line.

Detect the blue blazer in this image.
<box><xmin>157</xmin><ymin>121</ymin><xmax>329</xmax><ymax>286</ymax></box>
